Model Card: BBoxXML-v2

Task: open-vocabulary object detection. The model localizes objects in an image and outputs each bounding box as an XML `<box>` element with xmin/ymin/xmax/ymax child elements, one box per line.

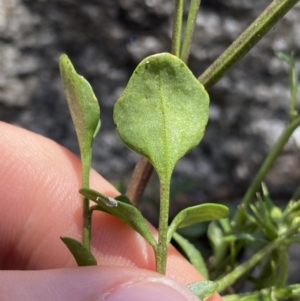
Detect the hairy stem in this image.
<box><xmin>155</xmin><ymin>177</ymin><xmax>171</xmax><ymax>274</ymax></box>
<box><xmin>171</xmin><ymin>0</ymin><xmax>184</xmax><ymax>56</ymax></box>
<box><xmin>82</xmin><ymin>148</ymin><xmax>92</xmax><ymax>249</ymax></box>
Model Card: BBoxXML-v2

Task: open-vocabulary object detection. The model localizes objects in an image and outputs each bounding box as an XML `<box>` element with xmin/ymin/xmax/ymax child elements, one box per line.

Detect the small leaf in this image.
<box><xmin>222</xmin><ymin>233</ymin><xmax>267</xmax><ymax>243</ymax></box>
<box><xmin>173</xmin><ymin>232</ymin><xmax>208</xmax><ymax>279</ymax></box>
<box><xmin>59</xmin><ymin>54</ymin><xmax>100</xmax><ymax>150</ymax></box>
<box><xmin>59</xmin><ymin>54</ymin><xmax>100</xmax><ymax>184</ymax></box>
<box><xmin>187</xmin><ymin>280</ymin><xmax>218</xmax><ymax>300</ymax></box>
<box><xmin>80</xmin><ymin>188</ymin><xmax>157</xmax><ymax>248</ymax></box>
<box><xmin>276</xmin><ymin>51</ymin><xmax>291</xmax><ymax>63</ymax></box>
<box><xmin>61</xmin><ymin>236</ymin><xmax>97</xmax><ymax>266</ymax></box>
<box><xmin>114</xmin><ymin>53</ymin><xmax>209</xmax><ymax>180</ymax></box>
<box><xmin>207</xmin><ymin>222</ymin><xmax>228</xmax><ymax>267</ymax></box>
<box><xmin>167</xmin><ymin>203</ymin><xmax>229</xmax><ymax>243</ymax></box>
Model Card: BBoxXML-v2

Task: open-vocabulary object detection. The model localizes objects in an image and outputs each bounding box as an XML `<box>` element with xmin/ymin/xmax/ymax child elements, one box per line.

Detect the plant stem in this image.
<box><xmin>125</xmin><ymin>157</ymin><xmax>153</xmax><ymax>206</ymax></box>
<box><xmin>223</xmin><ymin>283</ymin><xmax>300</xmax><ymax>301</ymax></box>
<box><xmin>276</xmin><ymin>249</ymin><xmax>289</xmax><ymax>287</ymax></box>
<box><xmin>180</xmin><ymin>0</ymin><xmax>201</xmax><ymax>63</ymax></box>
<box><xmin>82</xmin><ymin>148</ymin><xmax>92</xmax><ymax>249</ymax></box>
<box><xmin>233</xmin><ymin>116</ymin><xmax>300</xmax><ymax>228</ymax></box>
<box><xmin>171</xmin><ymin>0</ymin><xmax>184</xmax><ymax>57</ymax></box>
<box><xmin>216</xmin><ymin>220</ymin><xmax>300</xmax><ymax>292</ymax></box>
<box><xmin>198</xmin><ymin>0</ymin><xmax>300</xmax><ymax>89</ymax></box>
<box><xmin>83</xmin><ymin>197</ymin><xmax>92</xmax><ymax>249</ymax></box>
<box><xmin>125</xmin><ymin>0</ymin><xmax>299</xmax><ymax>207</ymax></box>
<box><xmin>155</xmin><ymin>176</ymin><xmax>171</xmax><ymax>274</ymax></box>
<box><xmin>288</xmin><ymin>53</ymin><xmax>298</xmax><ymax>121</ymax></box>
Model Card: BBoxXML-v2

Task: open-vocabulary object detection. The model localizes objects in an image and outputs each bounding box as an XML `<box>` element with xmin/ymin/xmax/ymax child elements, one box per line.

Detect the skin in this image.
<box><xmin>0</xmin><ymin>121</ymin><xmax>223</xmax><ymax>301</ymax></box>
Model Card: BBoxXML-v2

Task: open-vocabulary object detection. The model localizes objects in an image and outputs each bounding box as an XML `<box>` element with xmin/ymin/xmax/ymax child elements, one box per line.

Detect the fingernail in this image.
<box><xmin>105</xmin><ymin>280</ymin><xmax>200</xmax><ymax>301</ymax></box>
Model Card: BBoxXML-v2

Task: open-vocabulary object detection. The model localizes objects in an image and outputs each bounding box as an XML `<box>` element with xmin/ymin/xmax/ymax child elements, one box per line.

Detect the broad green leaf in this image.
<box><xmin>80</xmin><ymin>188</ymin><xmax>157</xmax><ymax>248</ymax></box>
<box><xmin>60</xmin><ymin>236</ymin><xmax>97</xmax><ymax>266</ymax></box>
<box><xmin>173</xmin><ymin>232</ymin><xmax>208</xmax><ymax>279</ymax></box>
<box><xmin>187</xmin><ymin>280</ymin><xmax>218</xmax><ymax>300</ymax></box>
<box><xmin>167</xmin><ymin>203</ymin><xmax>229</xmax><ymax>243</ymax></box>
<box><xmin>59</xmin><ymin>54</ymin><xmax>100</xmax><ymax>185</ymax></box>
<box><xmin>113</xmin><ymin>52</ymin><xmax>209</xmax><ymax>179</ymax></box>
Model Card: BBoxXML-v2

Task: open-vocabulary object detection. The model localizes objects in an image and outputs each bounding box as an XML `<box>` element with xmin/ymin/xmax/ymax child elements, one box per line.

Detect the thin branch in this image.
<box><xmin>198</xmin><ymin>0</ymin><xmax>300</xmax><ymax>89</ymax></box>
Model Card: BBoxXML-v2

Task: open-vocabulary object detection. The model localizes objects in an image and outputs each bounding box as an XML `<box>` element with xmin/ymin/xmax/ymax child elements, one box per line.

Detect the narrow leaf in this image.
<box><xmin>80</xmin><ymin>188</ymin><xmax>157</xmax><ymax>248</ymax></box>
<box><xmin>187</xmin><ymin>280</ymin><xmax>218</xmax><ymax>300</ymax></box>
<box><xmin>60</xmin><ymin>236</ymin><xmax>97</xmax><ymax>266</ymax></box>
<box><xmin>276</xmin><ymin>51</ymin><xmax>291</xmax><ymax>63</ymax></box>
<box><xmin>222</xmin><ymin>233</ymin><xmax>267</xmax><ymax>243</ymax></box>
<box><xmin>59</xmin><ymin>54</ymin><xmax>100</xmax><ymax>147</ymax></box>
<box><xmin>113</xmin><ymin>52</ymin><xmax>209</xmax><ymax>179</ymax></box>
<box><xmin>59</xmin><ymin>54</ymin><xmax>100</xmax><ymax>171</ymax></box>
<box><xmin>207</xmin><ymin>222</ymin><xmax>228</xmax><ymax>267</ymax></box>
<box><xmin>167</xmin><ymin>203</ymin><xmax>229</xmax><ymax>243</ymax></box>
<box><xmin>173</xmin><ymin>232</ymin><xmax>208</xmax><ymax>279</ymax></box>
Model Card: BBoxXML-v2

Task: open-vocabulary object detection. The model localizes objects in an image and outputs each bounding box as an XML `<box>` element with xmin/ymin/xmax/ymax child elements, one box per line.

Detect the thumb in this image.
<box><xmin>1</xmin><ymin>266</ymin><xmax>203</xmax><ymax>301</ymax></box>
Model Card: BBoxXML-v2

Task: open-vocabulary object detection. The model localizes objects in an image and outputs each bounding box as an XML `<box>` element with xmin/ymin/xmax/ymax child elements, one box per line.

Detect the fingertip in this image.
<box><xmin>0</xmin><ymin>267</ymin><xmax>203</xmax><ymax>301</ymax></box>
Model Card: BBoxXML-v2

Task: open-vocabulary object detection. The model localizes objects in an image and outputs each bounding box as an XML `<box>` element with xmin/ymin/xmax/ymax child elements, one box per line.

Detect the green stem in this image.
<box><xmin>289</xmin><ymin>54</ymin><xmax>298</xmax><ymax>121</ymax></box>
<box><xmin>180</xmin><ymin>0</ymin><xmax>201</xmax><ymax>63</ymax></box>
<box><xmin>82</xmin><ymin>148</ymin><xmax>92</xmax><ymax>249</ymax></box>
<box><xmin>198</xmin><ymin>0</ymin><xmax>300</xmax><ymax>89</ymax></box>
<box><xmin>155</xmin><ymin>177</ymin><xmax>171</xmax><ymax>274</ymax></box>
<box><xmin>276</xmin><ymin>249</ymin><xmax>289</xmax><ymax>287</ymax></box>
<box><xmin>223</xmin><ymin>283</ymin><xmax>300</xmax><ymax>301</ymax></box>
<box><xmin>171</xmin><ymin>0</ymin><xmax>184</xmax><ymax>56</ymax></box>
<box><xmin>83</xmin><ymin>197</ymin><xmax>91</xmax><ymax>249</ymax></box>
<box><xmin>233</xmin><ymin>115</ymin><xmax>300</xmax><ymax>226</ymax></box>
<box><xmin>216</xmin><ymin>220</ymin><xmax>300</xmax><ymax>292</ymax></box>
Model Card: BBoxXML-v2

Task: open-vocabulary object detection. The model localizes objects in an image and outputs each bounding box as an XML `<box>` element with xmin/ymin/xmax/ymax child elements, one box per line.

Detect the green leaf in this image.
<box><xmin>59</xmin><ymin>54</ymin><xmax>100</xmax><ymax>186</ymax></box>
<box><xmin>173</xmin><ymin>232</ymin><xmax>208</xmax><ymax>279</ymax></box>
<box><xmin>187</xmin><ymin>280</ymin><xmax>218</xmax><ymax>300</ymax></box>
<box><xmin>60</xmin><ymin>236</ymin><xmax>97</xmax><ymax>266</ymax></box>
<box><xmin>207</xmin><ymin>221</ymin><xmax>228</xmax><ymax>267</ymax></box>
<box><xmin>222</xmin><ymin>233</ymin><xmax>267</xmax><ymax>243</ymax></box>
<box><xmin>113</xmin><ymin>52</ymin><xmax>209</xmax><ymax>179</ymax></box>
<box><xmin>80</xmin><ymin>188</ymin><xmax>157</xmax><ymax>248</ymax></box>
<box><xmin>167</xmin><ymin>203</ymin><xmax>229</xmax><ymax>243</ymax></box>
<box><xmin>276</xmin><ymin>51</ymin><xmax>291</xmax><ymax>63</ymax></box>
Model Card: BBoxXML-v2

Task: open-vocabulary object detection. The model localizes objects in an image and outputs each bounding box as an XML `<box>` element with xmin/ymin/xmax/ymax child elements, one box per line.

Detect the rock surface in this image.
<box><xmin>1</xmin><ymin>0</ymin><xmax>300</xmax><ymax>281</ymax></box>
